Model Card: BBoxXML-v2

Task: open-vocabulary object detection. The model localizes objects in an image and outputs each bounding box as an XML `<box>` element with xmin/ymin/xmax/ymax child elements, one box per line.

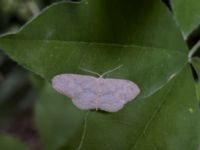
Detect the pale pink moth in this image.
<box><xmin>52</xmin><ymin>66</ymin><xmax>140</xmax><ymax>112</ymax></box>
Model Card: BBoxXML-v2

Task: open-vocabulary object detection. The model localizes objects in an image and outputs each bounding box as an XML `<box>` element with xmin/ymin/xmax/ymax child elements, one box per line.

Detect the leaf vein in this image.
<box><xmin>77</xmin><ymin>111</ymin><xmax>90</xmax><ymax>150</ymax></box>
<box><xmin>0</xmin><ymin>38</ymin><xmax>187</xmax><ymax>55</ymax></box>
<box><xmin>131</xmin><ymin>82</ymin><xmax>175</xmax><ymax>150</ymax></box>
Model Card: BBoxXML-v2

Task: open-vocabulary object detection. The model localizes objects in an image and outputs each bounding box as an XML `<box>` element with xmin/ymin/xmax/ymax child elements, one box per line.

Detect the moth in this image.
<box><xmin>52</xmin><ymin>66</ymin><xmax>140</xmax><ymax>112</ymax></box>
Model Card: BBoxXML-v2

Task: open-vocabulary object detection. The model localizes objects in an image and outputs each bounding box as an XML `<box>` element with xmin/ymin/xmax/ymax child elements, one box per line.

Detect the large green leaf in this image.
<box><xmin>36</xmin><ymin>66</ymin><xmax>200</xmax><ymax>150</ymax></box>
<box><xmin>171</xmin><ymin>0</ymin><xmax>200</xmax><ymax>37</ymax></box>
<box><xmin>0</xmin><ymin>1</ymin><xmax>198</xmax><ymax>150</ymax></box>
<box><xmin>0</xmin><ymin>0</ymin><xmax>187</xmax><ymax>98</ymax></box>
<box><xmin>0</xmin><ymin>135</ymin><xmax>28</xmax><ymax>150</ymax></box>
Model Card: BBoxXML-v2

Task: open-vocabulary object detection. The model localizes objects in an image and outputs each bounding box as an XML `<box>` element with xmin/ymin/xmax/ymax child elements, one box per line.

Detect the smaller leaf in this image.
<box><xmin>172</xmin><ymin>0</ymin><xmax>200</xmax><ymax>37</ymax></box>
<box><xmin>189</xmin><ymin>40</ymin><xmax>200</xmax><ymax>58</ymax></box>
<box><xmin>192</xmin><ymin>57</ymin><xmax>200</xmax><ymax>101</ymax></box>
<box><xmin>195</xmin><ymin>83</ymin><xmax>200</xmax><ymax>101</ymax></box>
<box><xmin>192</xmin><ymin>57</ymin><xmax>200</xmax><ymax>77</ymax></box>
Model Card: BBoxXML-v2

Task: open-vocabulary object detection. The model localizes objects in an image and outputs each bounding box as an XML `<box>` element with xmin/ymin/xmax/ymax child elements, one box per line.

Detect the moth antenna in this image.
<box><xmin>80</xmin><ymin>65</ymin><xmax>123</xmax><ymax>78</ymax></box>
<box><xmin>80</xmin><ymin>67</ymin><xmax>101</xmax><ymax>77</ymax></box>
<box><xmin>101</xmin><ymin>65</ymin><xmax>123</xmax><ymax>77</ymax></box>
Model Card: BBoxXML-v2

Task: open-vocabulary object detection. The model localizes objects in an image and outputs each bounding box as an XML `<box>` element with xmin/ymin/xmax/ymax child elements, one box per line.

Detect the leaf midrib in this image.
<box><xmin>0</xmin><ymin>37</ymin><xmax>187</xmax><ymax>55</ymax></box>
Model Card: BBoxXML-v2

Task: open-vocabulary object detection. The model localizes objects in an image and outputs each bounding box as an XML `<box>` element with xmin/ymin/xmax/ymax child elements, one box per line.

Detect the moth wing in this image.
<box><xmin>52</xmin><ymin>74</ymin><xmax>97</xmax><ymax>98</ymax></box>
<box><xmin>72</xmin><ymin>88</ymin><xmax>98</xmax><ymax>110</ymax></box>
<box><xmin>99</xmin><ymin>92</ymin><xmax>125</xmax><ymax>112</ymax></box>
<box><xmin>99</xmin><ymin>79</ymin><xmax>140</xmax><ymax>112</ymax></box>
<box><xmin>52</xmin><ymin>74</ymin><xmax>140</xmax><ymax>112</ymax></box>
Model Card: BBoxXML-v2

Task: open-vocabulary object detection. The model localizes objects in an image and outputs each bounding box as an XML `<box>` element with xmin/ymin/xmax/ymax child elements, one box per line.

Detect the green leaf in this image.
<box><xmin>36</xmin><ymin>66</ymin><xmax>200</xmax><ymax>150</ymax></box>
<box><xmin>0</xmin><ymin>135</ymin><xmax>29</xmax><ymax>150</ymax></box>
<box><xmin>35</xmin><ymin>83</ymin><xmax>85</xmax><ymax>150</ymax></box>
<box><xmin>192</xmin><ymin>57</ymin><xmax>200</xmax><ymax>77</ymax></box>
<box><xmin>0</xmin><ymin>0</ymin><xmax>187</xmax><ymax>98</ymax></box>
<box><xmin>171</xmin><ymin>0</ymin><xmax>200</xmax><ymax>37</ymax></box>
<box><xmin>188</xmin><ymin>40</ymin><xmax>200</xmax><ymax>58</ymax></box>
<box><xmin>192</xmin><ymin>57</ymin><xmax>200</xmax><ymax>100</ymax></box>
<box><xmin>195</xmin><ymin>83</ymin><xmax>200</xmax><ymax>101</ymax></box>
<box><xmin>0</xmin><ymin>1</ymin><xmax>198</xmax><ymax>150</ymax></box>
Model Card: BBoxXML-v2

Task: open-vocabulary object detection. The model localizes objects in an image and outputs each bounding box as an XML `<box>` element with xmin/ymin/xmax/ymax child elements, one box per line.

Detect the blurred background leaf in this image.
<box><xmin>0</xmin><ymin>134</ymin><xmax>29</xmax><ymax>150</ymax></box>
<box><xmin>0</xmin><ymin>0</ymin><xmax>58</xmax><ymax>149</ymax></box>
<box><xmin>171</xmin><ymin>0</ymin><xmax>200</xmax><ymax>38</ymax></box>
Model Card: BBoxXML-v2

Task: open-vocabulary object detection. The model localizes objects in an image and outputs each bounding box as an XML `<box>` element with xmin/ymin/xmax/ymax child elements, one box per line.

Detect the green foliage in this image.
<box><xmin>0</xmin><ymin>0</ymin><xmax>188</xmax><ymax>98</ymax></box>
<box><xmin>0</xmin><ymin>134</ymin><xmax>28</xmax><ymax>150</ymax></box>
<box><xmin>0</xmin><ymin>0</ymin><xmax>200</xmax><ymax>150</ymax></box>
<box><xmin>172</xmin><ymin>0</ymin><xmax>200</xmax><ymax>37</ymax></box>
<box><xmin>35</xmin><ymin>84</ymin><xmax>84</xmax><ymax>150</ymax></box>
<box><xmin>192</xmin><ymin>57</ymin><xmax>200</xmax><ymax>77</ymax></box>
<box><xmin>36</xmin><ymin>67</ymin><xmax>200</xmax><ymax>150</ymax></box>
